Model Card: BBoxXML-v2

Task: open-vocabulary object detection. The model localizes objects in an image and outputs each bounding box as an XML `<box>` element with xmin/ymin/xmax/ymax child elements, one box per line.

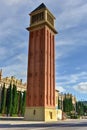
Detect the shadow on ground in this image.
<box><xmin>0</xmin><ymin>120</ymin><xmax>87</xmax><ymax>128</ymax></box>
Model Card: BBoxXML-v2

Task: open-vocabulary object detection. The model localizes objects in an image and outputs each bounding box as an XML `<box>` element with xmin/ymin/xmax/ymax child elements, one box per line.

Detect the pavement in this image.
<box><xmin>0</xmin><ymin>116</ymin><xmax>48</xmax><ymax>126</ymax></box>
<box><xmin>0</xmin><ymin>117</ymin><xmax>87</xmax><ymax>130</ymax></box>
<box><xmin>0</xmin><ymin>116</ymin><xmax>85</xmax><ymax>124</ymax></box>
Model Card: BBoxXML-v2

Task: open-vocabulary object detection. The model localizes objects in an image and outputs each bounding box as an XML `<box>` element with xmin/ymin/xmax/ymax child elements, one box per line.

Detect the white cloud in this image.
<box><xmin>56</xmin><ymin>84</ymin><xmax>66</xmax><ymax>93</ymax></box>
<box><xmin>73</xmin><ymin>82</ymin><xmax>87</xmax><ymax>93</ymax></box>
<box><xmin>2</xmin><ymin>63</ymin><xmax>27</xmax><ymax>83</ymax></box>
<box><xmin>55</xmin><ymin>39</ymin><xmax>78</xmax><ymax>59</ymax></box>
<box><xmin>75</xmin><ymin>67</ymin><xmax>81</xmax><ymax>70</ymax></box>
<box><xmin>55</xmin><ymin>51</ymin><xmax>64</xmax><ymax>60</ymax></box>
<box><xmin>0</xmin><ymin>47</ymin><xmax>7</xmax><ymax>60</ymax></box>
<box><xmin>60</xmin><ymin>0</ymin><xmax>84</xmax><ymax>8</ymax></box>
<box><xmin>56</xmin><ymin>40</ymin><xmax>73</xmax><ymax>46</ymax></box>
<box><xmin>56</xmin><ymin>72</ymin><xmax>87</xmax><ymax>85</ymax></box>
<box><xmin>0</xmin><ymin>0</ymin><xmax>87</xmax><ymax>91</ymax></box>
<box><xmin>3</xmin><ymin>0</ymin><xmax>31</xmax><ymax>6</ymax></box>
<box><xmin>57</xmin><ymin>1</ymin><xmax>87</xmax><ymax>30</ymax></box>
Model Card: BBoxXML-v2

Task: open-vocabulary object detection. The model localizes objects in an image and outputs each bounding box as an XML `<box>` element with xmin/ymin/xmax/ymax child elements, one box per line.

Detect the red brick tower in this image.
<box><xmin>25</xmin><ymin>3</ymin><xmax>57</xmax><ymax>121</ymax></box>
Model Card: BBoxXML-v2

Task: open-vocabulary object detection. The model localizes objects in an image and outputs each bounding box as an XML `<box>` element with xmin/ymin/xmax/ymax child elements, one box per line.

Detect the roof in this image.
<box><xmin>31</xmin><ymin>3</ymin><xmax>47</xmax><ymax>13</ymax></box>
<box><xmin>55</xmin><ymin>89</ymin><xmax>59</xmax><ymax>92</ymax></box>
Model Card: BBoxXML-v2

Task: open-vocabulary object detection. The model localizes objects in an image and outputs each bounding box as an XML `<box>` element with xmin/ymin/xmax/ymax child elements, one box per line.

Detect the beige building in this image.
<box><xmin>55</xmin><ymin>89</ymin><xmax>59</xmax><ymax>109</ymax></box>
<box><xmin>63</xmin><ymin>93</ymin><xmax>76</xmax><ymax>106</ymax></box>
<box><xmin>0</xmin><ymin>69</ymin><xmax>26</xmax><ymax>109</ymax></box>
<box><xmin>55</xmin><ymin>90</ymin><xmax>63</xmax><ymax>120</ymax></box>
<box><xmin>55</xmin><ymin>91</ymin><xmax>77</xmax><ymax>120</ymax></box>
<box><xmin>72</xmin><ymin>95</ymin><xmax>76</xmax><ymax>106</ymax></box>
<box><xmin>0</xmin><ymin>69</ymin><xmax>26</xmax><ymax>92</ymax></box>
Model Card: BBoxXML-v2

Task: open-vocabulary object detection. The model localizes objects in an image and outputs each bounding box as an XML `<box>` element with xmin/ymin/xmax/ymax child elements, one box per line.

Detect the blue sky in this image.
<box><xmin>0</xmin><ymin>0</ymin><xmax>87</xmax><ymax>101</ymax></box>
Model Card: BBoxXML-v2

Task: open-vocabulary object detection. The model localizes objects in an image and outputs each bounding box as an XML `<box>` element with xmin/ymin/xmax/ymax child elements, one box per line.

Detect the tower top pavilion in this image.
<box><xmin>27</xmin><ymin>3</ymin><xmax>57</xmax><ymax>34</ymax></box>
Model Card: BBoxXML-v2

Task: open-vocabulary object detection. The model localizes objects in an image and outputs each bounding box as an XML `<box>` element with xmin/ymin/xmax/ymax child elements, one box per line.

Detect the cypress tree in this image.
<box><xmin>6</xmin><ymin>83</ymin><xmax>12</xmax><ymax>116</ymax></box>
<box><xmin>58</xmin><ymin>97</ymin><xmax>61</xmax><ymax>109</ymax></box>
<box><xmin>12</xmin><ymin>84</ymin><xmax>17</xmax><ymax>115</ymax></box>
<box><xmin>63</xmin><ymin>95</ymin><xmax>68</xmax><ymax>112</ymax></box>
<box><xmin>63</xmin><ymin>95</ymin><xmax>73</xmax><ymax>115</ymax></box>
<box><xmin>18</xmin><ymin>91</ymin><xmax>22</xmax><ymax>116</ymax></box>
<box><xmin>1</xmin><ymin>84</ymin><xmax>6</xmax><ymax>114</ymax></box>
<box><xmin>21</xmin><ymin>91</ymin><xmax>26</xmax><ymax>116</ymax></box>
<box><xmin>16</xmin><ymin>92</ymin><xmax>19</xmax><ymax>114</ymax></box>
<box><xmin>69</xmin><ymin>97</ymin><xmax>73</xmax><ymax>112</ymax></box>
<box><xmin>63</xmin><ymin>96</ymin><xmax>65</xmax><ymax>112</ymax></box>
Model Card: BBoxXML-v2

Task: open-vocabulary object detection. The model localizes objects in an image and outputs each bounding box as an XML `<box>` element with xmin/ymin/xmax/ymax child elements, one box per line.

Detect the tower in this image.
<box><xmin>25</xmin><ymin>3</ymin><xmax>57</xmax><ymax>121</ymax></box>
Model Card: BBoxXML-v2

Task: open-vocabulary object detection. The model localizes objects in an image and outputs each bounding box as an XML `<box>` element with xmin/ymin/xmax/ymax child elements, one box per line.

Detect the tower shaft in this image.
<box><xmin>25</xmin><ymin>3</ymin><xmax>57</xmax><ymax>121</ymax></box>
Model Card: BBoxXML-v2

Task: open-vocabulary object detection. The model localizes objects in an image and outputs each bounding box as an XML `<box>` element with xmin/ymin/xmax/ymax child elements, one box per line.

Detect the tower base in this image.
<box><xmin>24</xmin><ymin>107</ymin><xmax>57</xmax><ymax>121</ymax></box>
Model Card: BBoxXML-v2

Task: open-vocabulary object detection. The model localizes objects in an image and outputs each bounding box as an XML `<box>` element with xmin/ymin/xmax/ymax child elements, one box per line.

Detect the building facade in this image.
<box><xmin>0</xmin><ymin>69</ymin><xmax>26</xmax><ymax>110</ymax></box>
<box><xmin>0</xmin><ymin>70</ymin><xmax>26</xmax><ymax>92</ymax></box>
<box><xmin>25</xmin><ymin>3</ymin><xmax>57</xmax><ymax>121</ymax></box>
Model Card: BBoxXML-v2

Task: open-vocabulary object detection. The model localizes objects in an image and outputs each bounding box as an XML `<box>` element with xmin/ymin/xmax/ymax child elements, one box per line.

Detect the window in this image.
<box><xmin>33</xmin><ymin>109</ymin><xmax>36</xmax><ymax>115</ymax></box>
<box><xmin>49</xmin><ymin>112</ymin><xmax>52</xmax><ymax>119</ymax></box>
<box><xmin>47</xmin><ymin>13</ymin><xmax>54</xmax><ymax>26</ymax></box>
<box><xmin>31</xmin><ymin>12</ymin><xmax>44</xmax><ymax>24</ymax></box>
